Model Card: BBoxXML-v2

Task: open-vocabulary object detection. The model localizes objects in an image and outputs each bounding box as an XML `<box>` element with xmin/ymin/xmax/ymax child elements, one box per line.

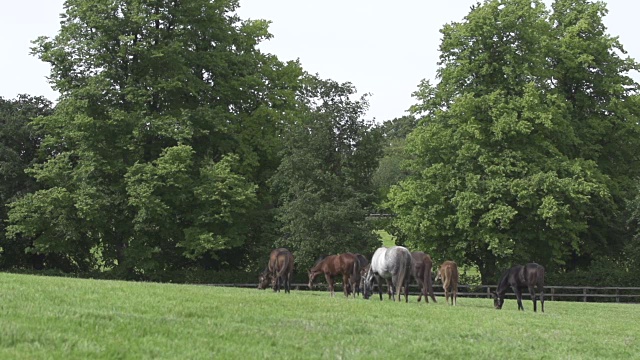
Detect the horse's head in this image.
<box><xmin>492</xmin><ymin>291</ymin><xmax>504</xmax><ymax>309</ymax></box>
<box><xmin>308</xmin><ymin>270</ymin><xmax>316</xmax><ymax>290</ymax></box>
<box><xmin>362</xmin><ymin>266</ymin><xmax>374</xmax><ymax>300</ymax></box>
<box><xmin>434</xmin><ymin>270</ymin><xmax>441</xmax><ymax>283</ymax></box>
<box><xmin>258</xmin><ymin>271</ymin><xmax>270</xmax><ymax>290</ymax></box>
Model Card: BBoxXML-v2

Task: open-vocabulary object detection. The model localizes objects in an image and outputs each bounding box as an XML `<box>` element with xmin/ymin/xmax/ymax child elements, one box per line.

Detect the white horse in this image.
<box><xmin>363</xmin><ymin>246</ymin><xmax>413</xmax><ymax>302</ymax></box>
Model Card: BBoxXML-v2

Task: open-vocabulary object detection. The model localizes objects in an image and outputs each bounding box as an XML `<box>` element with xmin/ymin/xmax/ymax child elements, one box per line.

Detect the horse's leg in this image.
<box><xmin>343</xmin><ymin>274</ymin><xmax>349</xmax><ymax>298</ymax></box>
<box><xmin>376</xmin><ymin>275</ymin><xmax>384</xmax><ymax>301</ymax></box>
<box><xmin>285</xmin><ymin>273</ymin><xmax>290</xmax><ymax>294</ymax></box>
<box><xmin>513</xmin><ymin>285</ymin><xmax>524</xmax><ymax>311</ymax></box>
<box><xmin>529</xmin><ymin>285</ymin><xmax>537</xmax><ymax>312</ymax></box>
<box><xmin>539</xmin><ymin>284</ymin><xmax>545</xmax><ymax>313</ymax></box>
<box><xmin>453</xmin><ymin>285</ymin><xmax>457</xmax><ymax>306</ymax></box>
<box><xmin>416</xmin><ymin>278</ymin><xmax>423</xmax><ymax>303</ymax></box>
<box><xmin>445</xmin><ymin>286</ymin><xmax>450</xmax><ymax>305</ymax></box>
<box><xmin>324</xmin><ymin>273</ymin><xmax>333</xmax><ymax>296</ymax></box>
<box><xmin>391</xmin><ymin>274</ymin><xmax>399</xmax><ymax>302</ymax></box>
<box><xmin>404</xmin><ymin>275</ymin><xmax>409</xmax><ymax>303</ymax></box>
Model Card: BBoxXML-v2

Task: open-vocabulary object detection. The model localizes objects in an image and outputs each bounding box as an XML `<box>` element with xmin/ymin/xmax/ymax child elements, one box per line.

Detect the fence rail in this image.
<box><xmin>209</xmin><ymin>283</ymin><xmax>640</xmax><ymax>303</ymax></box>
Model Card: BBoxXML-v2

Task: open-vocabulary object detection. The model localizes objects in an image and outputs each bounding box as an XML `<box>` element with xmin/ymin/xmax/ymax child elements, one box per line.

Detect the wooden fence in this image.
<box><xmin>210</xmin><ymin>283</ymin><xmax>640</xmax><ymax>303</ymax></box>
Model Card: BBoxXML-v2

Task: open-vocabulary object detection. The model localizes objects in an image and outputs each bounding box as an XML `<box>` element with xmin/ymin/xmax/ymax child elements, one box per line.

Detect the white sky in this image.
<box><xmin>1</xmin><ymin>1</ymin><xmax>638</xmax><ymax>122</ymax></box>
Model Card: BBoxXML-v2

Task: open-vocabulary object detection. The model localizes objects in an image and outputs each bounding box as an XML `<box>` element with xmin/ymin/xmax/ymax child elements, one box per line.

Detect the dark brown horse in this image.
<box><xmin>354</xmin><ymin>253</ymin><xmax>369</xmax><ymax>297</ymax></box>
<box><xmin>411</xmin><ymin>252</ymin><xmax>437</xmax><ymax>303</ymax></box>
<box><xmin>308</xmin><ymin>253</ymin><xmax>361</xmax><ymax>298</ymax></box>
<box><xmin>493</xmin><ymin>263</ymin><xmax>545</xmax><ymax>312</ymax></box>
<box><xmin>258</xmin><ymin>248</ymin><xmax>294</xmax><ymax>293</ymax></box>
<box><xmin>435</xmin><ymin>261</ymin><xmax>458</xmax><ymax>306</ymax></box>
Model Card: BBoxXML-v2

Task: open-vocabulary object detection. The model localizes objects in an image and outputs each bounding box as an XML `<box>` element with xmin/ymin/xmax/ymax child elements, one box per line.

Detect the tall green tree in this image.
<box><xmin>270</xmin><ymin>76</ymin><xmax>383</xmax><ymax>269</ymax></box>
<box><xmin>388</xmin><ymin>0</ymin><xmax>639</xmax><ymax>283</ymax></box>
<box><xmin>372</xmin><ymin>115</ymin><xmax>417</xmax><ymax>204</ymax></box>
<box><xmin>549</xmin><ymin>0</ymin><xmax>640</xmax><ymax>265</ymax></box>
<box><xmin>7</xmin><ymin>0</ymin><xmax>302</xmax><ymax>276</ymax></box>
<box><xmin>0</xmin><ymin>95</ymin><xmax>53</xmax><ymax>269</ymax></box>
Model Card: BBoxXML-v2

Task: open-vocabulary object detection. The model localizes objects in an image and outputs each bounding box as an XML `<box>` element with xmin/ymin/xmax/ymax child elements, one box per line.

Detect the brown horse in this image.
<box><xmin>435</xmin><ymin>261</ymin><xmax>458</xmax><ymax>306</ymax></box>
<box><xmin>308</xmin><ymin>253</ymin><xmax>361</xmax><ymax>298</ymax></box>
<box><xmin>258</xmin><ymin>248</ymin><xmax>294</xmax><ymax>293</ymax></box>
<box><xmin>411</xmin><ymin>252</ymin><xmax>437</xmax><ymax>303</ymax></box>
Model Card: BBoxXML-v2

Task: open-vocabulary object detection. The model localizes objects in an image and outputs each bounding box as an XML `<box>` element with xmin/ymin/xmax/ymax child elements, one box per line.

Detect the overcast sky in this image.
<box><xmin>1</xmin><ymin>1</ymin><xmax>638</xmax><ymax>122</ymax></box>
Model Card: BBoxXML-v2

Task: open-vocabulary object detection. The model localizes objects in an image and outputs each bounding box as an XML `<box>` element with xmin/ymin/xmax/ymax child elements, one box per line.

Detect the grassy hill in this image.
<box><xmin>1</xmin><ymin>273</ymin><xmax>638</xmax><ymax>359</ymax></box>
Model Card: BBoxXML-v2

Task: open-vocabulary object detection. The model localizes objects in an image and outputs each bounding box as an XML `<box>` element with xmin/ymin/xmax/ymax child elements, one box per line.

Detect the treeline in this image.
<box><xmin>1</xmin><ymin>0</ymin><xmax>640</xmax><ymax>285</ymax></box>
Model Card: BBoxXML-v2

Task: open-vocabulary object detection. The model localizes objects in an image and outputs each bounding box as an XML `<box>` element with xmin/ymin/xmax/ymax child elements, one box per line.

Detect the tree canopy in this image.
<box><xmin>387</xmin><ymin>0</ymin><xmax>640</xmax><ymax>283</ymax></box>
<box><xmin>6</xmin><ymin>0</ymin><xmax>303</xmax><ymax>276</ymax></box>
<box><xmin>270</xmin><ymin>76</ymin><xmax>383</xmax><ymax>269</ymax></box>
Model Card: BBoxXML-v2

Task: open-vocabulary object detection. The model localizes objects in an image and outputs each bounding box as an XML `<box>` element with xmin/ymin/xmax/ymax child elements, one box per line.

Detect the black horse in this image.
<box><xmin>492</xmin><ymin>263</ymin><xmax>545</xmax><ymax>312</ymax></box>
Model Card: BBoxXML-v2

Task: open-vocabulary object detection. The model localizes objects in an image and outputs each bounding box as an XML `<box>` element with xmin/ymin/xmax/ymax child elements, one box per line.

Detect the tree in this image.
<box><xmin>372</xmin><ymin>115</ymin><xmax>417</xmax><ymax>204</ymax></box>
<box><xmin>270</xmin><ymin>76</ymin><xmax>383</xmax><ymax>269</ymax></box>
<box><xmin>387</xmin><ymin>0</ymin><xmax>639</xmax><ymax>283</ymax></box>
<box><xmin>0</xmin><ymin>95</ymin><xmax>53</xmax><ymax>269</ymax></box>
<box><xmin>7</xmin><ymin>0</ymin><xmax>302</xmax><ymax>276</ymax></box>
<box><xmin>549</xmin><ymin>0</ymin><xmax>640</xmax><ymax>266</ymax></box>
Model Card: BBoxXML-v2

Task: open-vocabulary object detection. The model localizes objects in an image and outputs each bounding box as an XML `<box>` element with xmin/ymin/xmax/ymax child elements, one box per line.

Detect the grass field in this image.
<box><xmin>1</xmin><ymin>273</ymin><xmax>639</xmax><ymax>359</ymax></box>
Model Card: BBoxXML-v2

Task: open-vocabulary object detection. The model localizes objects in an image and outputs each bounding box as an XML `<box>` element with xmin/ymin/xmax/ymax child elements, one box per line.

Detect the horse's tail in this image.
<box><xmin>352</xmin><ymin>258</ymin><xmax>360</xmax><ymax>297</ymax></box>
<box><xmin>443</xmin><ymin>265</ymin><xmax>452</xmax><ymax>292</ymax></box>
<box><xmin>275</xmin><ymin>253</ymin><xmax>290</xmax><ymax>285</ymax></box>
<box><xmin>396</xmin><ymin>251</ymin><xmax>410</xmax><ymax>302</ymax></box>
<box><xmin>425</xmin><ymin>264</ymin><xmax>436</xmax><ymax>303</ymax></box>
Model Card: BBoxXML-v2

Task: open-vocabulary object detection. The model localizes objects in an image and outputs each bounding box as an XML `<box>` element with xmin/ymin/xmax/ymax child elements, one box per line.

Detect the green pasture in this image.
<box><xmin>1</xmin><ymin>273</ymin><xmax>638</xmax><ymax>359</ymax></box>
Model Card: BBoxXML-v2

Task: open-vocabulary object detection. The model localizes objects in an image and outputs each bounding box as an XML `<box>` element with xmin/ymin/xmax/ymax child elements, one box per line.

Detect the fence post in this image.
<box><xmin>487</xmin><ymin>286</ymin><xmax>491</xmax><ymax>299</ymax></box>
<box><xmin>551</xmin><ymin>287</ymin><xmax>555</xmax><ymax>301</ymax></box>
<box><xmin>616</xmin><ymin>288</ymin><xmax>620</xmax><ymax>303</ymax></box>
<box><xmin>583</xmin><ymin>288</ymin><xmax>588</xmax><ymax>302</ymax></box>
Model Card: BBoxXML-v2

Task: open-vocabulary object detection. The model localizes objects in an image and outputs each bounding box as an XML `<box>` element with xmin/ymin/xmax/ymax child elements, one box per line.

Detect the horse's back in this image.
<box><xmin>525</xmin><ymin>263</ymin><xmax>544</xmax><ymax>286</ymax></box>
<box><xmin>441</xmin><ymin>261</ymin><xmax>459</xmax><ymax>284</ymax></box>
<box><xmin>337</xmin><ymin>253</ymin><xmax>359</xmax><ymax>273</ymax></box>
<box><xmin>370</xmin><ymin>247</ymin><xmax>389</xmax><ymax>274</ymax></box>
<box><xmin>372</xmin><ymin>246</ymin><xmax>411</xmax><ymax>277</ymax></box>
<box><xmin>270</xmin><ymin>248</ymin><xmax>293</xmax><ymax>273</ymax></box>
<box><xmin>410</xmin><ymin>251</ymin><xmax>428</xmax><ymax>278</ymax></box>
<box><xmin>355</xmin><ymin>253</ymin><xmax>369</xmax><ymax>268</ymax></box>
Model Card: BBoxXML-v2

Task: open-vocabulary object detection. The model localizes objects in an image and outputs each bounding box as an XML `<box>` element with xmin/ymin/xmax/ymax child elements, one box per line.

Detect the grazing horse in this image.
<box><xmin>308</xmin><ymin>253</ymin><xmax>361</xmax><ymax>298</ymax></box>
<box><xmin>435</xmin><ymin>261</ymin><xmax>458</xmax><ymax>306</ymax></box>
<box><xmin>493</xmin><ymin>263</ymin><xmax>545</xmax><ymax>312</ymax></box>
<box><xmin>258</xmin><ymin>248</ymin><xmax>294</xmax><ymax>293</ymax></box>
<box><xmin>363</xmin><ymin>246</ymin><xmax>412</xmax><ymax>302</ymax></box>
<box><xmin>411</xmin><ymin>252</ymin><xmax>437</xmax><ymax>303</ymax></box>
<box><xmin>352</xmin><ymin>253</ymin><xmax>369</xmax><ymax>297</ymax></box>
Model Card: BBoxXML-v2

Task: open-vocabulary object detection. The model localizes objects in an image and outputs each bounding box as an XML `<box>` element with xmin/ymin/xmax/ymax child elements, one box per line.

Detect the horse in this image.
<box><xmin>308</xmin><ymin>253</ymin><xmax>361</xmax><ymax>298</ymax></box>
<box><xmin>353</xmin><ymin>253</ymin><xmax>369</xmax><ymax>297</ymax></box>
<box><xmin>257</xmin><ymin>248</ymin><xmax>294</xmax><ymax>293</ymax></box>
<box><xmin>492</xmin><ymin>263</ymin><xmax>545</xmax><ymax>312</ymax></box>
<box><xmin>411</xmin><ymin>252</ymin><xmax>437</xmax><ymax>303</ymax></box>
<box><xmin>435</xmin><ymin>261</ymin><xmax>458</xmax><ymax>306</ymax></box>
<box><xmin>363</xmin><ymin>246</ymin><xmax>412</xmax><ymax>302</ymax></box>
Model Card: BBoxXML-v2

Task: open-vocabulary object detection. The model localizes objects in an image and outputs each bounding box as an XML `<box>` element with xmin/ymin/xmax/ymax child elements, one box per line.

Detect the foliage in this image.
<box><xmin>6</xmin><ymin>0</ymin><xmax>302</xmax><ymax>274</ymax></box>
<box><xmin>0</xmin><ymin>95</ymin><xmax>53</xmax><ymax>269</ymax></box>
<box><xmin>372</xmin><ymin>115</ymin><xmax>417</xmax><ymax>204</ymax></box>
<box><xmin>270</xmin><ymin>76</ymin><xmax>383</xmax><ymax>269</ymax></box>
<box><xmin>2</xmin><ymin>273</ymin><xmax>640</xmax><ymax>359</ymax></box>
<box><xmin>387</xmin><ymin>0</ymin><xmax>640</xmax><ymax>283</ymax></box>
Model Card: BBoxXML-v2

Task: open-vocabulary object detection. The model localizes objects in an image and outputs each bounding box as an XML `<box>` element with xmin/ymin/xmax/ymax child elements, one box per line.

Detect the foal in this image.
<box><xmin>308</xmin><ymin>253</ymin><xmax>361</xmax><ymax>298</ymax></box>
<box><xmin>435</xmin><ymin>261</ymin><xmax>458</xmax><ymax>306</ymax></box>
